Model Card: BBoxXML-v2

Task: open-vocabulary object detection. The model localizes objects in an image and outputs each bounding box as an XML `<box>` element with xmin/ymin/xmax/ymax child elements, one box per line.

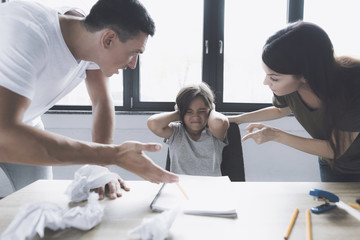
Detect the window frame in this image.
<box><xmin>127</xmin><ymin>0</ymin><xmax>304</xmax><ymax>113</ymax></box>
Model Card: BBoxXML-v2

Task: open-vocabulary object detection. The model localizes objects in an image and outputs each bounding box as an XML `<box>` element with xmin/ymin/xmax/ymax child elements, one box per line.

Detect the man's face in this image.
<box><xmin>98</xmin><ymin>31</ymin><xmax>149</xmax><ymax>77</ymax></box>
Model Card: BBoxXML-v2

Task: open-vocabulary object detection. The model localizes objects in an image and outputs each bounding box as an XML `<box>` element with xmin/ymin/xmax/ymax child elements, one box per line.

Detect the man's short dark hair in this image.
<box><xmin>84</xmin><ymin>0</ymin><xmax>155</xmax><ymax>42</ymax></box>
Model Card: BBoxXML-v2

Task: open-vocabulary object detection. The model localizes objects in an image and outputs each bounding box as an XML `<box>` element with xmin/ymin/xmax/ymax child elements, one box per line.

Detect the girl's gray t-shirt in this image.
<box><xmin>166</xmin><ymin>122</ymin><xmax>227</xmax><ymax>176</ymax></box>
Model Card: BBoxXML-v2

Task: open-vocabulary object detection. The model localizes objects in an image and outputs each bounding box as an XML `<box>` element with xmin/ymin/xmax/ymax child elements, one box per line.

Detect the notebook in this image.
<box><xmin>150</xmin><ymin>175</ymin><xmax>238</xmax><ymax>218</ymax></box>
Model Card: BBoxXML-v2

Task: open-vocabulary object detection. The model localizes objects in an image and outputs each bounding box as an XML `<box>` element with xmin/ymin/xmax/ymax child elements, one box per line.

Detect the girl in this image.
<box><xmin>148</xmin><ymin>82</ymin><xmax>229</xmax><ymax>176</ymax></box>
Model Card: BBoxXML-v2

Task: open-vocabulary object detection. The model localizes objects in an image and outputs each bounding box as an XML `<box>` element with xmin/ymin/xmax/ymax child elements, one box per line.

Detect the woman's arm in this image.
<box><xmin>147</xmin><ymin>110</ymin><xmax>180</xmax><ymax>139</ymax></box>
<box><xmin>242</xmin><ymin>123</ymin><xmax>359</xmax><ymax>159</ymax></box>
<box><xmin>208</xmin><ymin>109</ymin><xmax>229</xmax><ymax>141</ymax></box>
<box><xmin>228</xmin><ymin>106</ymin><xmax>291</xmax><ymax>125</ymax></box>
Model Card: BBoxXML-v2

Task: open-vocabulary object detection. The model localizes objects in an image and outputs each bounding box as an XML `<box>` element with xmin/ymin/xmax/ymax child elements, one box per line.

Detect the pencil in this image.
<box><xmin>176</xmin><ymin>182</ymin><xmax>189</xmax><ymax>200</ymax></box>
<box><xmin>306</xmin><ymin>209</ymin><xmax>312</xmax><ymax>240</ymax></box>
<box><xmin>284</xmin><ymin>208</ymin><xmax>299</xmax><ymax>239</ymax></box>
<box><xmin>348</xmin><ymin>202</ymin><xmax>360</xmax><ymax>210</ymax></box>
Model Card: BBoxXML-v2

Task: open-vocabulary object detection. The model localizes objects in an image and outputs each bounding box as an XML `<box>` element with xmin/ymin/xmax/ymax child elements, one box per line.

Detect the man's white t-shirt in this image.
<box><xmin>0</xmin><ymin>1</ymin><xmax>98</xmax><ymax>126</ymax></box>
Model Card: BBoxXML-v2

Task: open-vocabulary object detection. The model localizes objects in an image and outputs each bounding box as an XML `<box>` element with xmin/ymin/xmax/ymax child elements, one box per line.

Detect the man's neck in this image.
<box><xmin>58</xmin><ymin>15</ymin><xmax>98</xmax><ymax>62</ymax></box>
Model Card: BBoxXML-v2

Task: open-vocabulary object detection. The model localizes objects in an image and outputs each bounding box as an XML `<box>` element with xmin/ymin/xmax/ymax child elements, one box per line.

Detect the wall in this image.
<box><xmin>0</xmin><ymin>112</ymin><xmax>320</xmax><ymax>197</ymax></box>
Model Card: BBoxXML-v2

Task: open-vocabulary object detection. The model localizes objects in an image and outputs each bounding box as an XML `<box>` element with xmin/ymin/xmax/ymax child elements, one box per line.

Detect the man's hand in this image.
<box><xmin>115</xmin><ymin>141</ymin><xmax>179</xmax><ymax>184</ymax></box>
<box><xmin>93</xmin><ymin>175</ymin><xmax>130</xmax><ymax>200</ymax></box>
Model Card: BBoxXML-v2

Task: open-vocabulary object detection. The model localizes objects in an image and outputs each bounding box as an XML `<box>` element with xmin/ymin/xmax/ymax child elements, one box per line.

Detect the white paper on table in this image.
<box><xmin>0</xmin><ymin>193</ymin><xmax>103</xmax><ymax>240</ymax></box>
<box><xmin>336</xmin><ymin>201</ymin><xmax>360</xmax><ymax>221</ymax></box>
<box><xmin>65</xmin><ymin>164</ymin><xmax>119</xmax><ymax>202</ymax></box>
<box><xmin>150</xmin><ymin>175</ymin><xmax>238</xmax><ymax>218</ymax></box>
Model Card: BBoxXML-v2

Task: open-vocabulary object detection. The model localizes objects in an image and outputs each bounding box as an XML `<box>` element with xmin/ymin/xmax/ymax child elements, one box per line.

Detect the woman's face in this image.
<box><xmin>183</xmin><ymin>97</ymin><xmax>210</xmax><ymax>134</ymax></box>
<box><xmin>262</xmin><ymin>62</ymin><xmax>306</xmax><ymax>96</ymax></box>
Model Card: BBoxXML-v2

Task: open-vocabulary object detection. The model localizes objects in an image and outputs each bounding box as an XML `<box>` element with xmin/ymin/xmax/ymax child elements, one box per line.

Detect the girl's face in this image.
<box><xmin>262</xmin><ymin>62</ymin><xmax>306</xmax><ymax>96</ymax></box>
<box><xmin>183</xmin><ymin>97</ymin><xmax>210</xmax><ymax>134</ymax></box>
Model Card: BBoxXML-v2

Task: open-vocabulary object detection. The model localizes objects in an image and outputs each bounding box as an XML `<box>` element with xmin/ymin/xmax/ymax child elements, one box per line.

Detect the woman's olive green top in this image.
<box><xmin>273</xmin><ymin>92</ymin><xmax>360</xmax><ymax>174</ymax></box>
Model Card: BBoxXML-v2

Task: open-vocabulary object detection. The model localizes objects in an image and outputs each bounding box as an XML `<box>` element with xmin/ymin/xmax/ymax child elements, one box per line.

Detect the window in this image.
<box><xmin>136</xmin><ymin>0</ymin><xmax>289</xmax><ymax>112</ymax></box>
<box><xmin>223</xmin><ymin>1</ymin><xmax>287</xmax><ymax>104</ymax></box>
<box><xmin>304</xmin><ymin>0</ymin><xmax>360</xmax><ymax>59</ymax></box>
<box><xmin>139</xmin><ymin>0</ymin><xmax>203</xmax><ymax>103</ymax></box>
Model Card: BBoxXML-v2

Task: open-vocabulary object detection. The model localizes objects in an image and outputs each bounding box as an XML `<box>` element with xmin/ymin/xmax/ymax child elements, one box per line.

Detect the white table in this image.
<box><xmin>0</xmin><ymin>180</ymin><xmax>359</xmax><ymax>239</ymax></box>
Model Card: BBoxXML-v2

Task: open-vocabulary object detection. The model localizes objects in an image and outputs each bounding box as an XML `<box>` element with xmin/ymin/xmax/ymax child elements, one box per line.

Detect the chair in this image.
<box><xmin>165</xmin><ymin>122</ymin><xmax>245</xmax><ymax>182</ymax></box>
<box><xmin>221</xmin><ymin>122</ymin><xmax>245</xmax><ymax>181</ymax></box>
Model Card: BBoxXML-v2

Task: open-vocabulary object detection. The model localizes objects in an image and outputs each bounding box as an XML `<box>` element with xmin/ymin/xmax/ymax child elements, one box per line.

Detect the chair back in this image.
<box><xmin>221</xmin><ymin>122</ymin><xmax>245</xmax><ymax>181</ymax></box>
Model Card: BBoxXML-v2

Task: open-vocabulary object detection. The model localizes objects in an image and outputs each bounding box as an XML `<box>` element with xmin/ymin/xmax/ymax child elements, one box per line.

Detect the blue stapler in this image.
<box><xmin>309</xmin><ymin>189</ymin><xmax>340</xmax><ymax>213</ymax></box>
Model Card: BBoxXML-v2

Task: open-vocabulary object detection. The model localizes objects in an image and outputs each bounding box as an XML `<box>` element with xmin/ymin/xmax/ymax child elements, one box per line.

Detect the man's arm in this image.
<box><xmin>86</xmin><ymin>69</ymin><xmax>125</xmax><ymax>199</ymax></box>
<box><xmin>0</xmin><ymin>86</ymin><xmax>97</xmax><ymax>166</ymax></box>
<box><xmin>85</xmin><ymin>69</ymin><xmax>114</xmax><ymax>145</ymax></box>
<box><xmin>0</xmin><ymin>86</ymin><xmax>178</xmax><ymax>183</ymax></box>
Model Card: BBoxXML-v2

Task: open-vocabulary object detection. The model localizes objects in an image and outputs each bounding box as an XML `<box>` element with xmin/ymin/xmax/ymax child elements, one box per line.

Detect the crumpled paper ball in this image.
<box><xmin>0</xmin><ymin>193</ymin><xmax>103</xmax><ymax>240</ymax></box>
<box><xmin>128</xmin><ymin>207</ymin><xmax>180</xmax><ymax>240</ymax></box>
<box><xmin>66</xmin><ymin>164</ymin><xmax>119</xmax><ymax>202</ymax></box>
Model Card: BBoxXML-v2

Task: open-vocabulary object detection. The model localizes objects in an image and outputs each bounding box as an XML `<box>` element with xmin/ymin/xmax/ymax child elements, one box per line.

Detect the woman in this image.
<box><xmin>228</xmin><ymin>21</ymin><xmax>360</xmax><ymax>182</ymax></box>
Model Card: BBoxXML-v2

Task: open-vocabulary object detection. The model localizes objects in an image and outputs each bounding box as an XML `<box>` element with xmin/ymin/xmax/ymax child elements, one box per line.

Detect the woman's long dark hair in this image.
<box><xmin>262</xmin><ymin>21</ymin><xmax>360</xmax><ymax>161</ymax></box>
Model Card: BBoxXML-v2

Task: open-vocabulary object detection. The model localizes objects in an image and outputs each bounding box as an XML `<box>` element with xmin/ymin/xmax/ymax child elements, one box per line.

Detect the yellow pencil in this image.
<box><xmin>348</xmin><ymin>202</ymin><xmax>360</xmax><ymax>210</ymax></box>
<box><xmin>306</xmin><ymin>209</ymin><xmax>312</xmax><ymax>240</ymax></box>
<box><xmin>176</xmin><ymin>182</ymin><xmax>189</xmax><ymax>200</ymax></box>
<box><xmin>284</xmin><ymin>208</ymin><xmax>299</xmax><ymax>239</ymax></box>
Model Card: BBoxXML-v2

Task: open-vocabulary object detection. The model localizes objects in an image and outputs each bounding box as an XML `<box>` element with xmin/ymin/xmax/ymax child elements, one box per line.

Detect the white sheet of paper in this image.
<box><xmin>336</xmin><ymin>201</ymin><xmax>360</xmax><ymax>221</ymax></box>
<box><xmin>151</xmin><ymin>175</ymin><xmax>237</xmax><ymax>218</ymax></box>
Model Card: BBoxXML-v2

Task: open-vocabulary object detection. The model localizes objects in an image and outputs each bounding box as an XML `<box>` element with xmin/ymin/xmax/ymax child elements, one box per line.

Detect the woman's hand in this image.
<box><xmin>242</xmin><ymin>123</ymin><xmax>280</xmax><ymax>144</ymax></box>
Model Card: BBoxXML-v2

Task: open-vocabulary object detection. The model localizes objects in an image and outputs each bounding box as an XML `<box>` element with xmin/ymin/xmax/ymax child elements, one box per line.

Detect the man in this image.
<box><xmin>0</xmin><ymin>0</ymin><xmax>178</xmax><ymax>198</ymax></box>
